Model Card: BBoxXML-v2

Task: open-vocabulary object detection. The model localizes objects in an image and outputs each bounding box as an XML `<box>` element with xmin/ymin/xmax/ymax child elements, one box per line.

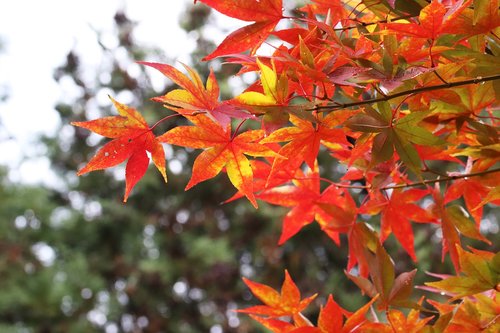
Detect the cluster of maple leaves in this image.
<box><xmin>72</xmin><ymin>0</ymin><xmax>499</xmax><ymax>331</ymax></box>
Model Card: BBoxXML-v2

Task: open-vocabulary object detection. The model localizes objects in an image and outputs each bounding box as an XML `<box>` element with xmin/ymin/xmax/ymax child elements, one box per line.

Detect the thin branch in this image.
<box><xmin>332</xmin><ymin>14</ymin><xmax>415</xmax><ymax>31</ymax></box>
<box><xmin>380</xmin><ymin>168</ymin><xmax>500</xmax><ymax>190</ymax></box>
<box><xmin>150</xmin><ymin>111</ymin><xmax>205</xmax><ymax>131</ymax></box>
<box><xmin>312</xmin><ymin>75</ymin><xmax>500</xmax><ymax>112</ymax></box>
<box><xmin>310</xmin><ymin>168</ymin><xmax>500</xmax><ymax>191</ymax></box>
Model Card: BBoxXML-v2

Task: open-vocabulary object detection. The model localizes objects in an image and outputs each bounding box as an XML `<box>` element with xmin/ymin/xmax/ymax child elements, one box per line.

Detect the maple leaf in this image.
<box><xmin>444</xmin><ymin>164</ymin><xmax>500</xmax><ymax>225</ymax></box>
<box><xmin>345</xmin><ymin>222</ymin><xmax>380</xmax><ymax>278</ymax></box>
<box><xmin>346</xmin><ymin>106</ymin><xmax>446</xmax><ymax>174</ymax></box>
<box><xmin>425</xmin><ymin>246</ymin><xmax>500</xmax><ymax>300</ymax></box>
<box><xmin>158</xmin><ymin>113</ymin><xmax>276</xmax><ymax>208</ymax></box>
<box><xmin>445</xmin><ymin>293</ymin><xmax>500</xmax><ymax>332</ymax></box>
<box><xmin>247</xmin><ymin>315</ymin><xmax>302</xmax><ymax>333</ymax></box>
<box><xmin>316</xmin><ymin>294</ymin><xmax>378</xmax><ymax>333</ymax></box>
<box><xmin>360</xmin><ymin>307</ymin><xmax>432</xmax><ymax>332</ymax></box>
<box><xmin>238</xmin><ymin>270</ymin><xmax>317</xmax><ymax>318</ymax></box>
<box><xmin>196</xmin><ymin>0</ymin><xmax>283</xmax><ymax>60</ymax></box>
<box><xmin>426</xmin><ymin>291</ymin><xmax>500</xmax><ymax>332</ymax></box>
<box><xmin>444</xmin><ymin>0</ymin><xmax>500</xmax><ymax>37</ymax></box>
<box><xmin>257</xmin><ymin>166</ymin><xmax>351</xmax><ymax>245</ymax></box>
<box><xmin>224</xmin><ymin>157</ymin><xmax>298</xmax><ymax>204</ymax></box>
<box><xmin>444</xmin><ymin>177</ymin><xmax>491</xmax><ymax>225</ymax></box>
<box><xmin>384</xmin><ymin>0</ymin><xmax>472</xmax><ymax>39</ymax></box>
<box><xmin>140</xmin><ymin>61</ymin><xmax>251</xmax><ymax>127</ymax></box>
<box><xmin>72</xmin><ymin>97</ymin><xmax>167</xmax><ymax>202</ymax></box>
<box><xmin>236</xmin><ymin>58</ymin><xmax>288</xmax><ymax>107</ymax></box>
<box><xmin>361</xmin><ymin>188</ymin><xmax>436</xmax><ymax>261</ymax></box>
<box><xmin>431</xmin><ymin>184</ymin><xmax>491</xmax><ymax>273</ymax></box>
<box><xmin>279</xmin><ymin>33</ymin><xmax>338</xmax><ymax>89</ymax></box>
<box><xmin>328</xmin><ymin>66</ymin><xmax>370</xmax><ymax>88</ymax></box>
<box><xmin>235</xmin><ymin>58</ymin><xmax>294</xmax><ymax>133</ymax></box>
<box><xmin>261</xmin><ymin>113</ymin><xmax>349</xmax><ymax>183</ymax></box>
<box><xmin>346</xmin><ymin>242</ymin><xmax>419</xmax><ymax>310</ymax></box>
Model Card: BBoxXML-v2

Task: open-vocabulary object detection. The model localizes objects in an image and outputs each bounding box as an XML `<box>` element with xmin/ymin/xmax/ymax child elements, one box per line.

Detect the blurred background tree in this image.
<box><xmin>0</xmin><ymin>2</ymin><xmax>497</xmax><ymax>333</ymax></box>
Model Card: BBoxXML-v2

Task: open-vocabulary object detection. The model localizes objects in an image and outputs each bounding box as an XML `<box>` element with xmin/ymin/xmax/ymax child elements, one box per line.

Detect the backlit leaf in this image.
<box><xmin>159</xmin><ymin>114</ymin><xmax>276</xmax><ymax>207</ymax></box>
<box><xmin>196</xmin><ymin>0</ymin><xmax>283</xmax><ymax>60</ymax></box>
<box><xmin>238</xmin><ymin>270</ymin><xmax>317</xmax><ymax>317</ymax></box>
<box><xmin>72</xmin><ymin>97</ymin><xmax>167</xmax><ymax>202</ymax></box>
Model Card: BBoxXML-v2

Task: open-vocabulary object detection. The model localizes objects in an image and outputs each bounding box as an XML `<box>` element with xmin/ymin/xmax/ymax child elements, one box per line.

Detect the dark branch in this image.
<box><xmin>312</xmin><ymin>75</ymin><xmax>500</xmax><ymax>112</ymax></box>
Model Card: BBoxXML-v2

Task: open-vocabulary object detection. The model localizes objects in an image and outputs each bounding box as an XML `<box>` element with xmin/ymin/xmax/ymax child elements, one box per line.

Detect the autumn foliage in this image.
<box><xmin>72</xmin><ymin>0</ymin><xmax>499</xmax><ymax>331</ymax></box>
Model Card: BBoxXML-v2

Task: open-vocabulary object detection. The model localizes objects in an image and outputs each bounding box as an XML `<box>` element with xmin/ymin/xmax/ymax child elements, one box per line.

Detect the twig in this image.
<box><xmin>380</xmin><ymin>168</ymin><xmax>500</xmax><ymax>190</ymax></box>
<box><xmin>311</xmin><ymin>168</ymin><xmax>500</xmax><ymax>191</ymax></box>
<box><xmin>333</xmin><ymin>14</ymin><xmax>415</xmax><ymax>31</ymax></box>
<box><xmin>312</xmin><ymin>75</ymin><xmax>500</xmax><ymax>112</ymax></box>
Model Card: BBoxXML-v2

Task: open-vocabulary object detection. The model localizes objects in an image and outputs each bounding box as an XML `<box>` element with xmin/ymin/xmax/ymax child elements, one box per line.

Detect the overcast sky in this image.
<box><xmin>0</xmin><ymin>0</ymin><xmax>244</xmax><ymax>186</ymax></box>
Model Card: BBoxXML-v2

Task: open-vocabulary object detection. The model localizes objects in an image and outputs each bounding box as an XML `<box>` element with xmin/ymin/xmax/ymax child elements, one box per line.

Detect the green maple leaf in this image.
<box><xmin>426</xmin><ymin>246</ymin><xmax>499</xmax><ymax>300</ymax></box>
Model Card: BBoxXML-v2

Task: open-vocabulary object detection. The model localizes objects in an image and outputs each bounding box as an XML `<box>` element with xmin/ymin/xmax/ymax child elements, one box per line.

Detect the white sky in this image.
<box><xmin>0</xmin><ymin>0</ymin><xmax>244</xmax><ymax>186</ymax></box>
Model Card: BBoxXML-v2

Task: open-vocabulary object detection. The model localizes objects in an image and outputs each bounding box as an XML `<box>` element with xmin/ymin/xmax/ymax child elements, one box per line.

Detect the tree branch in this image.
<box><xmin>312</xmin><ymin>168</ymin><xmax>500</xmax><ymax>191</ymax></box>
<box><xmin>332</xmin><ymin>14</ymin><xmax>415</xmax><ymax>31</ymax></box>
<box><xmin>312</xmin><ymin>75</ymin><xmax>500</xmax><ymax>112</ymax></box>
<box><xmin>380</xmin><ymin>168</ymin><xmax>500</xmax><ymax>190</ymax></box>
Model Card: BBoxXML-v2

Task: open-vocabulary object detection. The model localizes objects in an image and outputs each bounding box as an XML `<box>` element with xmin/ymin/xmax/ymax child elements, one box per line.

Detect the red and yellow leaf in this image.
<box><xmin>158</xmin><ymin>113</ymin><xmax>276</xmax><ymax>208</ymax></box>
<box><xmin>261</xmin><ymin>113</ymin><xmax>349</xmax><ymax>180</ymax></box>
<box><xmin>72</xmin><ymin>97</ymin><xmax>167</xmax><ymax>202</ymax></box>
<box><xmin>196</xmin><ymin>0</ymin><xmax>283</xmax><ymax>60</ymax></box>
<box><xmin>238</xmin><ymin>270</ymin><xmax>317</xmax><ymax>318</ymax></box>
<box><xmin>141</xmin><ymin>61</ymin><xmax>252</xmax><ymax>126</ymax></box>
<box><xmin>257</xmin><ymin>166</ymin><xmax>352</xmax><ymax>245</ymax></box>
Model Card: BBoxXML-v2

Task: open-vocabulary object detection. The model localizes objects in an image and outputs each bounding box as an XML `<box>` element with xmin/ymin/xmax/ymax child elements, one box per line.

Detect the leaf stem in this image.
<box><xmin>332</xmin><ymin>14</ymin><xmax>415</xmax><ymax>31</ymax></box>
<box><xmin>231</xmin><ymin>119</ymin><xmax>247</xmax><ymax>141</ymax></box>
<box><xmin>312</xmin><ymin>75</ymin><xmax>500</xmax><ymax>112</ymax></box>
<box><xmin>481</xmin><ymin>314</ymin><xmax>499</xmax><ymax>330</ymax></box>
<box><xmin>150</xmin><ymin>111</ymin><xmax>205</xmax><ymax>131</ymax></box>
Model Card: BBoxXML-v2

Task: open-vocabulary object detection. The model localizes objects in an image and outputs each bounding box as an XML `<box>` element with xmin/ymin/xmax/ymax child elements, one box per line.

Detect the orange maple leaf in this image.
<box><xmin>360</xmin><ymin>307</ymin><xmax>432</xmax><ymax>332</ymax></box>
<box><xmin>158</xmin><ymin>113</ymin><xmax>276</xmax><ymax>208</ymax></box>
<box><xmin>384</xmin><ymin>0</ymin><xmax>472</xmax><ymax>39</ymax></box>
<box><xmin>238</xmin><ymin>270</ymin><xmax>317</xmax><ymax>318</ymax></box>
<box><xmin>317</xmin><ymin>295</ymin><xmax>379</xmax><ymax>333</ymax></box>
<box><xmin>72</xmin><ymin>97</ymin><xmax>167</xmax><ymax>202</ymax></box>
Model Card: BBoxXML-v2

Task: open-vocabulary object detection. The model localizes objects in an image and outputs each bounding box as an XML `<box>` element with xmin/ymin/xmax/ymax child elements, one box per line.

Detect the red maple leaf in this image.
<box><xmin>317</xmin><ymin>295</ymin><xmax>378</xmax><ymax>333</ymax></box>
<box><xmin>158</xmin><ymin>112</ymin><xmax>276</xmax><ymax>208</ymax></box>
<box><xmin>196</xmin><ymin>0</ymin><xmax>283</xmax><ymax>60</ymax></box>
<box><xmin>257</xmin><ymin>165</ymin><xmax>355</xmax><ymax>245</ymax></box>
<box><xmin>384</xmin><ymin>0</ymin><xmax>472</xmax><ymax>39</ymax></box>
<box><xmin>261</xmin><ymin>113</ymin><xmax>349</xmax><ymax>183</ymax></box>
<box><xmin>431</xmin><ymin>184</ymin><xmax>491</xmax><ymax>273</ymax></box>
<box><xmin>444</xmin><ymin>169</ymin><xmax>499</xmax><ymax>225</ymax></box>
<box><xmin>361</xmin><ymin>188</ymin><xmax>436</xmax><ymax>261</ymax></box>
<box><xmin>72</xmin><ymin>97</ymin><xmax>167</xmax><ymax>202</ymax></box>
